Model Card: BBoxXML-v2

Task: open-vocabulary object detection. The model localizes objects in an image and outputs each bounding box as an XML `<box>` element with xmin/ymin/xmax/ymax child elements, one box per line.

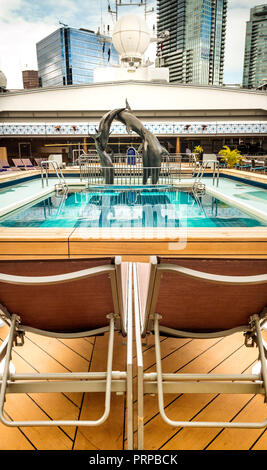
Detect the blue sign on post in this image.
<box><xmin>127</xmin><ymin>147</ymin><xmax>136</xmax><ymax>165</ymax></box>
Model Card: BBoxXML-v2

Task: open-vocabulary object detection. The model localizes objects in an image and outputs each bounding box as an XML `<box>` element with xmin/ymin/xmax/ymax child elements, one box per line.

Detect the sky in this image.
<box><xmin>0</xmin><ymin>0</ymin><xmax>263</xmax><ymax>89</ymax></box>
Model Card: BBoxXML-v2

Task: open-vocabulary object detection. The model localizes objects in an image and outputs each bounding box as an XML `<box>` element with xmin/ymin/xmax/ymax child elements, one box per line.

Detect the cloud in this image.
<box><xmin>227</xmin><ymin>0</ymin><xmax>259</xmax><ymax>9</ymax></box>
<box><xmin>0</xmin><ymin>0</ymin><xmax>21</xmax><ymax>18</ymax></box>
<box><xmin>0</xmin><ymin>0</ymin><xmax>103</xmax><ymax>89</ymax></box>
<box><xmin>0</xmin><ymin>20</ymin><xmax>57</xmax><ymax>88</ymax></box>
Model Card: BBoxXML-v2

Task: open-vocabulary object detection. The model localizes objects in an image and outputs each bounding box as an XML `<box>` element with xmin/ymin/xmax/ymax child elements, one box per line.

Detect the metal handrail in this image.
<box><xmin>80</xmin><ymin>164</ymin><xmax>173</xmax><ymax>186</ymax></box>
<box><xmin>194</xmin><ymin>160</ymin><xmax>220</xmax><ymax>187</ymax></box>
<box><xmin>78</xmin><ymin>153</ymin><xmax>199</xmax><ymax>186</ymax></box>
<box><xmin>41</xmin><ymin>160</ymin><xmax>68</xmax><ymax>193</ymax></box>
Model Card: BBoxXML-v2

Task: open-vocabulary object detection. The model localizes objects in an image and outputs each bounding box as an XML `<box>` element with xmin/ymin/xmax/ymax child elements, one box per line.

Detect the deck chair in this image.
<box><xmin>12</xmin><ymin>158</ymin><xmax>26</xmax><ymax>169</ymax></box>
<box><xmin>0</xmin><ymin>159</ymin><xmax>19</xmax><ymax>172</ymax></box>
<box><xmin>34</xmin><ymin>158</ymin><xmax>43</xmax><ymax>167</ymax></box>
<box><xmin>21</xmin><ymin>158</ymin><xmax>37</xmax><ymax>169</ymax></box>
<box><xmin>133</xmin><ymin>256</ymin><xmax>267</xmax><ymax>450</ymax></box>
<box><xmin>0</xmin><ymin>257</ymin><xmax>133</xmax><ymax>449</ymax></box>
<box><xmin>251</xmin><ymin>159</ymin><xmax>265</xmax><ymax>172</ymax></box>
<box><xmin>34</xmin><ymin>157</ymin><xmax>49</xmax><ymax>168</ymax></box>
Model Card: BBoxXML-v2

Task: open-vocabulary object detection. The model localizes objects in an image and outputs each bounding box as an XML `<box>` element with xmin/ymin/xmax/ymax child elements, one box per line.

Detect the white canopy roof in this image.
<box><xmin>0</xmin><ymin>81</ymin><xmax>266</xmax><ymax>119</ymax></box>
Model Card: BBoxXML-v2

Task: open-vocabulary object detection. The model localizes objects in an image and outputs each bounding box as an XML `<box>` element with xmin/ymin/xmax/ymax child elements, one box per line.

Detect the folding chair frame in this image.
<box><xmin>133</xmin><ymin>260</ymin><xmax>267</xmax><ymax>450</ymax></box>
<box><xmin>0</xmin><ymin>259</ymin><xmax>133</xmax><ymax>449</ymax></box>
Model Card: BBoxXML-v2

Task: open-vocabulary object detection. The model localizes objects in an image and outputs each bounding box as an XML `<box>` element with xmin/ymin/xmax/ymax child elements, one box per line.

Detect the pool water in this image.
<box><xmin>0</xmin><ymin>188</ymin><xmax>266</xmax><ymax>228</ymax></box>
<box><xmin>205</xmin><ymin>177</ymin><xmax>267</xmax><ymax>215</ymax></box>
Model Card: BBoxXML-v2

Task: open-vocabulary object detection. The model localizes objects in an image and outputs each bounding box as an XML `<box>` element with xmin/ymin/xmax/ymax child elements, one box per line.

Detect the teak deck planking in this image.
<box><xmin>1</xmin><ymin>227</ymin><xmax>267</xmax><ymax>259</ymax></box>
<box><xmin>0</xmin><ymin>322</ymin><xmax>266</xmax><ymax>450</ymax></box>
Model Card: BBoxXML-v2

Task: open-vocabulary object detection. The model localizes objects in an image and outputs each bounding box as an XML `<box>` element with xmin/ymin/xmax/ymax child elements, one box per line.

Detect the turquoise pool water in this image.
<box><xmin>0</xmin><ymin>187</ymin><xmax>266</xmax><ymax>228</ymax></box>
<box><xmin>205</xmin><ymin>177</ymin><xmax>267</xmax><ymax>215</ymax></box>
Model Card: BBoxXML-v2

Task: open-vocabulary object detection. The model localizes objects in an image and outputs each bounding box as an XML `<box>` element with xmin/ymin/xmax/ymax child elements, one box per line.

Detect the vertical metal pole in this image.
<box><xmin>254</xmin><ymin>316</ymin><xmax>267</xmax><ymax>402</ymax></box>
<box><xmin>41</xmin><ymin>165</ymin><xmax>44</xmax><ymax>188</ymax></box>
<box><xmin>133</xmin><ymin>264</ymin><xmax>144</xmax><ymax>450</ymax></box>
<box><xmin>0</xmin><ymin>315</ymin><xmax>17</xmax><ymax>416</ymax></box>
<box><xmin>126</xmin><ymin>264</ymin><xmax>133</xmax><ymax>450</ymax></box>
<box><xmin>154</xmin><ymin>314</ymin><xmax>166</xmax><ymax>422</ymax></box>
<box><xmin>46</xmin><ymin>162</ymin><xmax>48</xmax><ymax>187</ymax></box>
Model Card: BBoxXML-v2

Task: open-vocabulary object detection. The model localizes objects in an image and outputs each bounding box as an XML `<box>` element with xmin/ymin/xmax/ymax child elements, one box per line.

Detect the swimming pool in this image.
<box><xmin>0</xmin><ymin>187</ymin><xmax>266</xmax><ymax>229</ymax></box>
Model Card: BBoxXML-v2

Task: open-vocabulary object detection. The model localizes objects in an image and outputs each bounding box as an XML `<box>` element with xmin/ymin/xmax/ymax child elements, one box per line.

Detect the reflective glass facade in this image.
<box><xmin>242</xmin><ymin>4</ymin><xmax>267</xmax><ymax>89</ymax></box>
<box><xmin>37</xmin><ymin>27</ymin><xmax>119</xmax><ymax>87</ymax></box>
<box><xmin>157</xmin><ymin>0</ymin><xmax>227</xmax><ymax>85</ymax></box>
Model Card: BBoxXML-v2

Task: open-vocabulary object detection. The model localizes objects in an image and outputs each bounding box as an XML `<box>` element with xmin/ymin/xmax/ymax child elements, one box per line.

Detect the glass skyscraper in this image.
<box><xmin>157</xmin><ymin>0</ymin><xmax>227</xmax><ymax>85</ymax></box>
<box><xmin>242</xmin><ymin>4</ymin><xmax>267</xmax><ymax>89</ymax></box>
<box><xmin>36</xmin><ymin>27</ymin><xmax>119</xmax><ymax>87</ymax></box>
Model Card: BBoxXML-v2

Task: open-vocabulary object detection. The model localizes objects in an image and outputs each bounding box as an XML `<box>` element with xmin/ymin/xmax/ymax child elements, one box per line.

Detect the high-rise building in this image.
<box><xmin>242</xmin><ymin>4</ymin><xmax>267</xmax><ymax>89</ymax></box>
<box><xmin>156</xmin><ymin>0</ymin><xmax>227</xmax><ymax>85</ymax></box>
<box><xmin>22</xmin><ymin>70</ymin><xmax>40</xmax><ymax>89</ymax></box>
<box><xmin>36</xmin><ymin>26</ymin><xmax>119</xmax><ymax>88</ymax></box>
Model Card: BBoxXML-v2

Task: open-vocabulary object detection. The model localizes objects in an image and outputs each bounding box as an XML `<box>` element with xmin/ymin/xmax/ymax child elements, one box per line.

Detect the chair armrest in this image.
<box><xmin>158</xmin><ymin>264</ymin><xmax>267</xmax><ymax>285</ymax></box>
<box><xmin>0</xmin><ymin>265</ymin><xmax>115</xmax><ymax>286</ymax></box>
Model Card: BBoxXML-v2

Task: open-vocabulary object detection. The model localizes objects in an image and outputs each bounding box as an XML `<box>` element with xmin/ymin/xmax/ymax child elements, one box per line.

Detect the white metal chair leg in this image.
<box><xmin>133</xmin><ymin>263</ymin><xmax>144</xmax><ymax>450</ymax></box>
<box><xmin>153</xmin><ymin>314</ymin><xmax>267</xmax><ymax>429</ymax></box>
<box><xmin>126</xmin><ymin>263</ymin><xmax>134</xmax><ymax>450</ymax></box>
<box><xmin>0</xmin><ymin>314</ymin><xmax>118</xmax><ymax>427</ymax></box>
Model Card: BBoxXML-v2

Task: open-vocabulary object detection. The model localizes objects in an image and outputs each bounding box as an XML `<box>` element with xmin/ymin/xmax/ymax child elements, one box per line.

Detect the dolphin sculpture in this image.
<box><xmin>89</xmin><ymin>131</ymin><xmax>114</xmax><ymax>185</ymax></box>
<box><xmin>91</xmin><ymin>107</ymin><xmax>126</xmax><ymax>184</ymax></box>
<box><xmin>116</xmin><ymin>100</ymin><xmax>170</xmax><ymax>184</ymax></box>
<box><xmin>97</xmin><ymin>107</ymin><xmax>126</xmax><ymax>150</ymax></box>
<box><xmin>92</xmin><ymin>99</ymin><xmax>170</xmax><ymax>185</ymax></box>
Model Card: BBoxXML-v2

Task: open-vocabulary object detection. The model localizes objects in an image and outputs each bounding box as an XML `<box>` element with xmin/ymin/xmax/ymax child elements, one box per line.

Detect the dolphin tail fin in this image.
<box><xmin>125</xmin><ymin>98</ymin><xmax>131</xmax><ymax>111</ymax></box>
<box><xmin>137</xmin><ymin>142</ymin><xmax>143</xmax><ymax>153</ymax></box>
<box><xmin>89</xmin><ymin>130</ymin><xmax>101</xmax><ymax>141</ymax></box>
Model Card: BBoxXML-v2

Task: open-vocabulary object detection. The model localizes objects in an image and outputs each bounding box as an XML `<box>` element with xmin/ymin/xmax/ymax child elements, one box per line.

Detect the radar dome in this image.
<box><xmin>0</xmin><ymin>70</ymin><xmax>7</xmax><ymax>89</ymax></box>
<box><xmin>112</xmin><ymin>14</ymin><xmax>151</xmax><ymax>62</ymax></box>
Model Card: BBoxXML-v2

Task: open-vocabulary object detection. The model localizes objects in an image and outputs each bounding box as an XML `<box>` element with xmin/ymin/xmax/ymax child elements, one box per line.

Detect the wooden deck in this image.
<box><xmin>1</xmin><ymin>227</ymin><xmax>267</xmax><ymax>260</ymax></box>
<box><xmin>0</xmin><ymin>321</ymin><xmax>266</xmax><ymax>450</ymax></box>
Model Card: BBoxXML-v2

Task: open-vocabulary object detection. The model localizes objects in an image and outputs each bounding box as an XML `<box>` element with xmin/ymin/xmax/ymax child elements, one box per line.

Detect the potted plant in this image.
<box><xmin>193</xmin><ymin>145</ymin><xmax>204</xmax><ymax>162</ymax></box>
<box><xmin>218</xmin><ymin>145</ymin><xmax>243</xmax><ymax>169</ymax></box>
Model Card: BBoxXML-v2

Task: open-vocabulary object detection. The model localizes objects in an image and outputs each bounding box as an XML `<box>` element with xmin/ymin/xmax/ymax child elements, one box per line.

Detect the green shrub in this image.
<box><xmin>218</xmin><ymin>145</ymin><xmax>243</xmax><ymax>169</ymax></box>
<box><xmin>193</xmin><ymin>145</ymin><xmax>204</xmax><ymax>160</ymax></box>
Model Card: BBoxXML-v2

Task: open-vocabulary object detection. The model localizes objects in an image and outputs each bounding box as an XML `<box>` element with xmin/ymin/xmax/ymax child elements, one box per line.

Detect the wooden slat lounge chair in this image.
<box><xmin>133</xmin><ymin>257</ymin><xmax>267</xmax><ymax>450</ymax></box>
<box><xmin>0</xmin><ymin>257</ymin><xmax>133</xmax><ymax>449</ymax></box>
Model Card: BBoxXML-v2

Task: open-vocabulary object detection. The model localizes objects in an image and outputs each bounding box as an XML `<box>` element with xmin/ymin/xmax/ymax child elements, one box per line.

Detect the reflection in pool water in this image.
<box><xmin>0</xmin><ymin>188</ymin><xmax>266</xmax><ymax>228</ymax></box>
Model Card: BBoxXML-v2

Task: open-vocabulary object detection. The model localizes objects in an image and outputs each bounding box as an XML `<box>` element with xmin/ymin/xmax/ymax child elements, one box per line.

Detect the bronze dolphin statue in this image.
<box><xmin>89</xmin><ymin>130</ymin><xmax>114</xmax><ymax>184</ymax></box>
<box><xmin>97</xmin><ymin>107</ymin><xmax>126</xmax><ymax>150</ymax></box>
<box><xmin>116</xmin><ymin>100</ymin><xmax>169</xmax><ymax>184</ymax></box>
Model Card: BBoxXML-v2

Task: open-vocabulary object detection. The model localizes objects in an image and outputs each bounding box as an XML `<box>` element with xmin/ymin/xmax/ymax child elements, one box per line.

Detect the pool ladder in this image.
<box><xmin>193</xmin><ymin>160</ymin><xmax>220</xmax><ymax>195</ymax></box>
<box><xmin>41</xmin><ymin>161</ymin><xmax>68</xmax><ymax>194</ymax></box>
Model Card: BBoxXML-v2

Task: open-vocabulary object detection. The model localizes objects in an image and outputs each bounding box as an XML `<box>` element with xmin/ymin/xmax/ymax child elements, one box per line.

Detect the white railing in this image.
<box><xmin>78</xmin><ymin>153</ymin><xmax>198</xmax><ymax>186</ymax></box>
<box><xmin>40</xmin><ymin>160</ymin><xmax>68</xmax><ymax>193</ymax></box>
